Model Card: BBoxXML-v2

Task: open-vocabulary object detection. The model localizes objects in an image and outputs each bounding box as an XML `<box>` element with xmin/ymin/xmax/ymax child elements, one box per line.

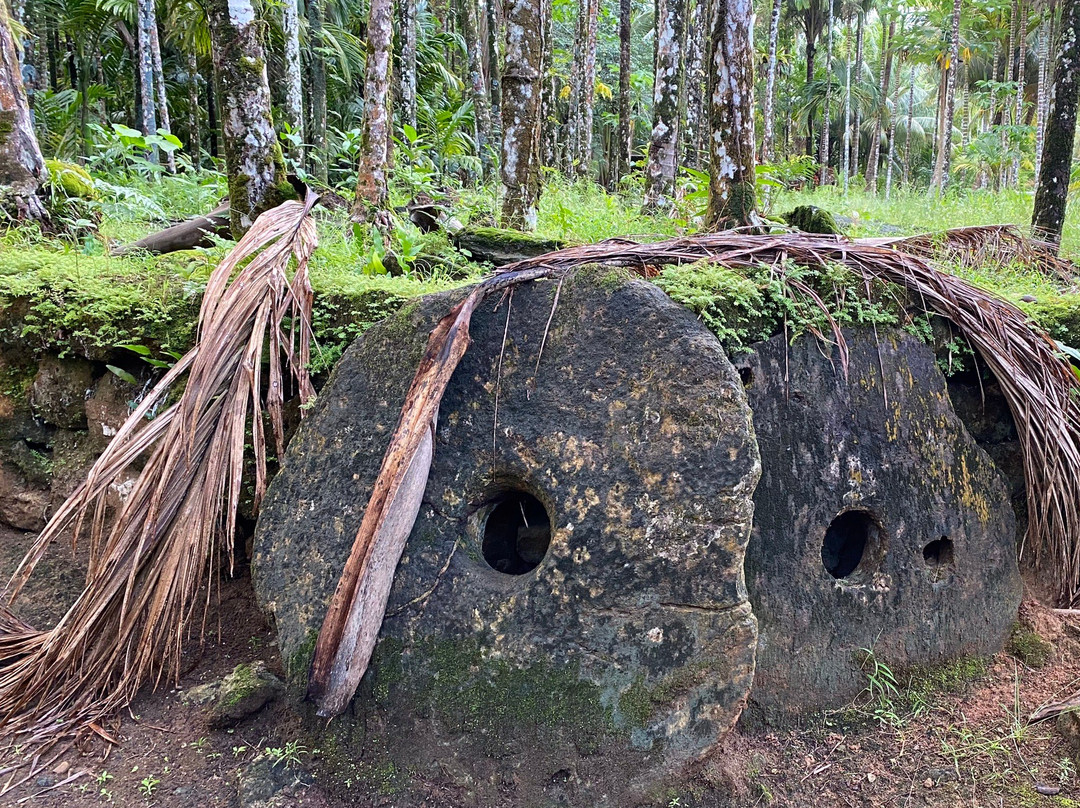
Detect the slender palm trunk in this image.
<box><xmin>135</xmin><ymin>0</ymin><xmax>158</xmax><ymax>163</ymax></box>
<box><xmin>282</xmin><ymin>0</ymin><xmax>304</xmax><ymax>164</ymax></box>
<box><xmin>463</xmin><ymin>0</ymin><xmax>493</xmax><ymax>176</ymax></box>
<box><xmin>842</xmin><ymin>15</ymin><xmax>852</xmax><ymax>192</ymax></box>
<box><xmin>817</xmin><ymin>0</ymin><xmax>833</xmax><ymax>184</ymax></box>
<box><xmin>354</xmin><ymin>0</ymin><xmax>393</xmax><ymax>218</ymax></box>
<box><xmin>486</xmin><ymin>0</ymin><xmax>502</xmax><ymax>141</ymax></box>
<box><xmin>1033</xmin><ymin>0</ymin><xmax>1080</xmax><ymax>248</ymax></box>
<box><xmin>0</xmin><ymin>0</ymin><xmax>47</xmax><ymax>219</ymax></box>
<box><xmin>761</xmin><ymin>0</ymin><xmax>782</xmax><ymax>164</ymax></box>
<box><xmin>885</xmin><ymin>56</ymin><xmax>901</xmax><ymax>199</ymax></box>
<box><xmin>938</xmin><ymin>0</ymin><xmax>962</xmax><ymax>194</ymax></box>
<box><xmin>684</xmin><ymin>0</ymin><xmax>705</xmax><ymax>169</ymax></box>
<box><xmin>643</xmin><ymin>0</ymin><xmax>684</xmax><ymax>210</ymax></box>
<box><xmin>903</xmin><ymin>63</ymin><xmax>914</xmax><ymax>185</ymax></box>
<box><xmin>186</xmin><ymin>51</ymin><xmax>201</xmax><ymax>169</ymax></box>
<box><xmin>307</xmin><ymin>0</ymin><xmax>328</xmax><ymax>183</ymax></box>
<box><xmin>705</xmin><ymin>0</ymin><xmax>757</xmax><ymax>229</ymax></box>
<box><xmin>852</xmin><ymin>10</ymin><xmax>864</xmax><ymax>175</ymax></box>
<box><xmin>1034</xmin><ymin>15</ymin><xmax>1050</xmax><ymax>182</ymax></box>
<box><xmin>207</xmin><ymin>0</ymin><xmax>292</xmax><ymax>234</ymax></box>
<box><xmin>617</xmin><ymin>0</ymin><xmax>632</xmax><ymax>179</ymax></box>
<box><xmin>148</xmin><ymin>7</ymin><xmax>175</xmax><ymax>172</ymax></box>
<box><xmin>568</xmin><ymin>0</ymin><xmax>599</xmax><ymax>175</ymax></box>
<box><xmin>1012</xmin><ymin>0</ymin><xmax>1027</xmax><ymax>185</ymax></box>
<box><xmin>865</xmin><ymin>17</ymin><xmax>894</xmax><ymax>193</ymax></box>
<box><xmin>500</xmin><ymin>0</ymin><xmax>544</xmax><ymax>228</ymax></box>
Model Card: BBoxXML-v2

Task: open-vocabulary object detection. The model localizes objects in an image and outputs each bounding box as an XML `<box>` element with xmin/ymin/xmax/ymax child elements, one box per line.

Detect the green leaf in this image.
<box><xmin>106</xmin><ymin>365</ymin><xmax>138</xmax><ymax>385</ymax></box>
<box><xmin>119</xmin><ymin>344</ymin><xmax>152</xmax><ymax>356</ymax></box>
<box><xmin>112</xmin><ymin>123</ymin><xmax>142</xmax><ymax>138</ymax></box>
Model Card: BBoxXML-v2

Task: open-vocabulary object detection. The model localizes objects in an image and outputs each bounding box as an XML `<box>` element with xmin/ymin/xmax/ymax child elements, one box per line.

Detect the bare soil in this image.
<box><xmin>3</xmin><ymin>522</ymin><xmax>1080</xmax><ymax>808</ymax></box>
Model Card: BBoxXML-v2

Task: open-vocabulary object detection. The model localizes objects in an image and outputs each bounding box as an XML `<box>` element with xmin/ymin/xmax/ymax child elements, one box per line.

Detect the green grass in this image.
<box><xmin>773</xmin><ymin>186</ymin><xmax>1080</xmax><ymax>260</ymax></box>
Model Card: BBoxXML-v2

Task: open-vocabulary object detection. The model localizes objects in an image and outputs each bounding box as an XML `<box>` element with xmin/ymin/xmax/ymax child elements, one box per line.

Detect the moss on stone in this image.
<box><xmin>286</xmin><ymin>630</ymin><xmax>319</xmax><ymax>685</ymax></box>
<box><xmin>377</xmin><ymin>636</ymin><xmax>615</xmax><ymax>754</ymax></box>
<box><xmin>1006</xmin><ymin>622</ymin><xmax>1054</xmax><ymax>668</ymax></box>
<box><xmin>224</xmin><ymin>662</ymin><xmax>263</xmax><ymax>706</ymax></box>
<box><xmin>44</xmin><ymin>160</ymin><xmax>98</xmax><ymax>200</ymax></box>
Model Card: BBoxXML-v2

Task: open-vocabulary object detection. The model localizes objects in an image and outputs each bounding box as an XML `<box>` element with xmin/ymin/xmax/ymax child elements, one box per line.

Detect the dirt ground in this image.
<box><xmin>3</xmin><ymin>522</ymin><xmax>1080</xmax><ymax>808</ymax></box>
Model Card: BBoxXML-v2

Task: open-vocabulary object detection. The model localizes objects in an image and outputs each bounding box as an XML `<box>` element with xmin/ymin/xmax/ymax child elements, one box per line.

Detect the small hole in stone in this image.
<box><xmin>821</xmin><ymin>510</ymin><xmax>878</xmax><ymax>579</ymax></box>
<box><xmin>482</xmin><ymin>490</ymin><xmax>551</xmax><ymax>575</ymax></box>
<box><xmin>923</xmin><ymin>537</ymin><xmax>954</xmax><ymax>568</ymax></box>
<box><xmin>738</xmin><ymin>367</ymin><xmax>753</xmax><ymax>388</ymax></box>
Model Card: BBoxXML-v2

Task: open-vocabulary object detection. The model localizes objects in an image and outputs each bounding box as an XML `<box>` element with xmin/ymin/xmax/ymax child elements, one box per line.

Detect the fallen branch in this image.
<box><xmin>111</xmin><ymin>203</ymin><xmax>231</xmax><ymax>255</ymax></box>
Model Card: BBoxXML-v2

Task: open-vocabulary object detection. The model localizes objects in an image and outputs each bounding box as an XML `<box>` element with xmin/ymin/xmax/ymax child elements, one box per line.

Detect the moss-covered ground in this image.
<box><xmin>3</xmin><ymin>175</ymin><xmax>1080</xmax><ymax>372</ymax></box>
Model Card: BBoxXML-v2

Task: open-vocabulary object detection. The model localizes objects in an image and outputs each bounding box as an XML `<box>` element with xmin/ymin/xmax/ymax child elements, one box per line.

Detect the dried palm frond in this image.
<box><xmin>311</xmin><ymin>230</ymin><xmax>1080</xmax><ymax>718</ymax></box>
<box><xmin>860</xmin><ymin>224</ymin><xmax>1077</xmax><ymax>283</ymax></box>
<box><xmin>0</xmin><ymin>196</ymin><xmax>318</xmax><ymax>762</ymax></box>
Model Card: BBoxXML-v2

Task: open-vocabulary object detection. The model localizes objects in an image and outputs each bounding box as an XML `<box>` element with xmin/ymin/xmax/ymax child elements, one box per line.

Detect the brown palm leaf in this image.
<box><xmin>0</xmin><ymin>195</ymin><xmax>318</xmax><ymax>762</ymax></box>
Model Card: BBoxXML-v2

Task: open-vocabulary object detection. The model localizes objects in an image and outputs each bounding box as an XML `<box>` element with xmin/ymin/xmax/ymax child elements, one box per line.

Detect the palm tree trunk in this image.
<box><xmin>1032</xmin><ymin>0</ymin><xmax>1080</xmax><ymax>248</ymax></box>
<box><xmin>885</xmin><ymin>56</ymin><xmax>901</xmax><ymax>199</ymax></box>
<box><xmin>817</xmin><ymin>0</ymin><xmax>833</xmax><ymax>185</ymax></box>
<box><xmin>148</xmin><ymin>7</ymin><xmax>175</xmax><ymax>172</ymax></box>
<box><xmin>939</xmin><ymin>0</ymin><xmax>962</xmax><ymax>194</ymax></box>
<box><xmin>704</xmin><ymin>0</ymin><xmax>757</xmax><ymax>229</ymax></box>
<box><xmin>463</xmin><ymin>0</ymin><xmax>493</xmax><ymax>177</ymax></box>
<box><xmin>643</xmin><ymin>0</ymin><xmax>684</xmax><ymax>210</ymax></box>
<box><xmin>852</xmin><ymin>10</ymin><xmax>864</xmax><ymax>176</ymax></box>
<box><xmin>842</xmin><ymin>14</ymin><xmax>852</xmax><ymax>192</ymax></box>
<box><xmin>684</xmin><ymin>0</ymin><xmax>705</xmax><ymax>169</ymax></box>
<box><xmin>486</xmin><ymin>0</ymin><xmax>502</xmax><ymax>142</ymax></box>
<box><xmin>0</xmin><ymin>0</ymin><xmax>47</xmax><ymax>220</ymax></box>
<box><xmin>282</xmin><ymin>0</ymin><xmax>304</xmax><ymax>165</ymax></box>
<box><xmin>186</xmin><ymin>52</ymin><xmax>201</xmax><ymax>169</ymax></box>
<box><xmin>1034</xmin><ymin>15</ymin><xmax>1050</xmax><ymax>183</ymax></box>
<box><xmin>135</xmin><ymin>0</ymin><xmax>158</xmax><ymax>163</ymax></box>
<box><xmin>618</xmin><ymin>0</ymin><xmax>632</xmax><ymax>179</ymax></box>
<box><xmin>207</xmin><ymin>0</ymin><xmax>292</xmax><ymax>235</ymax></box>
<box><xmin>865</xmin><ymin>16</ymin><xmax>894</xmax><ymax>193</ymax></box>
<box><xmin>501</xmin><ymin>0</ymin><xmax>545</xmax><ymax>228</ymax></box>
<box><xmin>354</xmin><ymin>0</ymin><xmax>393</xmax><ymax>218</ymax></box>
<box><xmin>1012</xmin><ymin>0</ymin><xmax>1027</xmax><ymax>185</ymax></box>
<box><xmin>307</xmin><ymin>0</ymin><xmax>328</xmax><ymax>183</ymax></box>
<box><xmin>761</xmin><ymin>0</ymin><xmax>782</xmax><ymax>164</ymax></box>
<box><xmin>903</xmin><ymin>63</ymin><xmax>914</xmax><ymax>186</ymax></box>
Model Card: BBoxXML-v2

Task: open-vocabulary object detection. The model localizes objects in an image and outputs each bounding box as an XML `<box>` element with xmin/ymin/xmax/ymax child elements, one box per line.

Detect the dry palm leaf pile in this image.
<box><xmin>2</xmin><ymin>209</ymin><xmax>1080</xmax><ymax>761</ymax></box>
<box><xmin>0</xmin><ymin>195</ymin><xmax>317</xmax><ymax>787</ymax></box>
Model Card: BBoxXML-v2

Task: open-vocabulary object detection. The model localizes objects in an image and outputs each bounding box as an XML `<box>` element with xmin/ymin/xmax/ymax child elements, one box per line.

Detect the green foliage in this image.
<box><xmin>656</xmin><ymin>259</ymin><xmax>899</xmax><ymax>354</ymax></box>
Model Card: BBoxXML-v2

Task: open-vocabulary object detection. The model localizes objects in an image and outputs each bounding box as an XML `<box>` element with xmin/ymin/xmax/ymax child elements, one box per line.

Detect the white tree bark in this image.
<box><xmin>761</xmin><ymin>0</ymin><xmax>782</xmax><ymax>164</ymax></box>
<box><xmin>643</xmin><ymin>0</ymin><xmax>684</xmax><ymax>210</ymax></box>
<box><xmin>135</xmin><ymin>0</ymin><xmax>158</xmax><ymax>164</ymax></box>
<box><xmin>282</xmin><ymin>0</ymin><xmax>305</xmax><ymax>164</ymax></box>
<box><xmin>354</xmin><ymin>0</ymin><xmax>393</xmax><ymax>217</ymax></box>
<box><xmin>0</xmin><ymin>0</ymin><xmax>47</xmax><ymax>219</ymax></box>
<box><xmin>500</xmin><ymin>0</ymin><xmax>544</xmax><ymax>228</ymax></box>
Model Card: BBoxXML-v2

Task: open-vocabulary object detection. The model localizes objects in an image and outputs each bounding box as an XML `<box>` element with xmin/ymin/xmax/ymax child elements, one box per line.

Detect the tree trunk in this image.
<box><xmin>1034</xmin><ymin>15</ymin><xmax>1050</xmax><ymax>183</ymax></box>
<box><xmin>187</xmin><ymin>52</ymin><xmax>201</xmax><ymax>169</ymax></box>
<box><xmin>865</xmin><ymin>17</ymin><xmax>893</xmax><ymax>193</ymax></box>
<box><xmin>307</xmin><ymin>0</ymin><xmax>328</xmax><ymax>183</ymax></box>
<box><xmin>486</xmin><ymin>0</ymin><xmax>501</xmax><ymax>142</ymax></box>
<box><xmin>903</xmin><ymin>63</ymin><xmax>914</xmax><ymax>186</ymax></box>
<box><xmin>463</xmin><ymin>0</ymin><xmax>493</xmax><ymax>176</ymax></box>
<box><xmin>817</xmin><ymin>0</ymin><xmax>833</xmax><ymax>185</ymax></box>
<box><xmin>761</xmin><ymin>0</ymin><xmax>782</xmax><ymax>164</ymax></box>
<box><xmin>500</xmin><ymin>0</ymin><xmax>544</xmax><ymax>229</ymax></box>
<box><xmin>805</xmin><ymin>36</ymin><xmax>816</xmax><ymax>157</ymax></box>
<box><xmin>643</xmin><ymin>0</ymin><xmax>683</xmax><ymax>211</ymax></box>
<box><xmin>617</xmin><ymin>0</ymin><xmax>632</xmax><ymax>179</ymax></box>
<box><xmin>1032</xmin><ymin>0</ymin><xmax>1080</xmax><ymax>248</ymax></box>
<box><xmin>684</xmin><ymin>0</ymin><xmax>704</xmax><ymax>169</ymax></box>
<box><xmin>575</xmin><ymin>0</ymin><xmax>599</xmax><ymax>175</ymax></box>
<box><xmin>885</xmin><ymin>56</ymin><xmax>901</xmax><ymax>199</ymax></box>
<box><xmin>135</xmin><ymin>0</ymin><xmax>158</xmax><ymax>164</ymax></box>
<box><xmin>149</xmin><ymin>7</ymin><xmax>175</xmax><ymax>172</ymax></box>
<box><xmin>206</xmin><ymin>68</ymin><xmax>218</xmax><ymax>159</ymax></box>
<box><xmin>354</xmin><ymin>0</ymin><xmax>393</xmax><ymax>218</ymax></box>
<box><xmin>704</xmin><ymin>0</ymin><xmax>757</xmax><ymax>230</ymax></box>
<box><xmin>282</xmin><ymin>0</ymin><xmax>305</xmax><ymax>165</ymax></box>
<box><xmin>207</xmin><ymin>0</ymin><xmax>292</xmax><ymax>235</ymax></box>
<box><xmin>0</xmin><ymin>0</ymin><xmax>47</xmax><ymax>219</ymax></box>
<box><xmin>842</xmin><ymin>14</ymin><xmax>851</xmax><ymax>192</ymax></box>
<box><xmin>933</xmin><ymin>0</ymin><xmax>962</xmax><ymax>195</ymax></box>
<box><xmin>852</xmin><ymin>10</ymin><xmax>863</xmax><ymax>176</ymax></box>
<box><xmin>1012</xmin><ymin>0</ymin><xmax>1027</xmax><ymax>185</ymax></box>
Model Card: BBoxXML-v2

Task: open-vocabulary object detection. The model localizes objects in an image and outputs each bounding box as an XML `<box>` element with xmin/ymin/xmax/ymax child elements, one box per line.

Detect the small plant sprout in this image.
<box><xmin>264</xmin><ymin>739</ymin><xmax>309</xmax><ymax>769</ymax></box>
<box><xmin>139</xmin><ymin>775</ymin><xmax>160</xmax><ymax>797</ymax></box>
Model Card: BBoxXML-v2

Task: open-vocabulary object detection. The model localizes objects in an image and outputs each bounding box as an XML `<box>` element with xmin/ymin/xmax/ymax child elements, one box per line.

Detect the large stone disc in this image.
<box><xmin>253</xmin><ymin>268</ymin><xmax>761</xmax><ymax>806</ymax></box>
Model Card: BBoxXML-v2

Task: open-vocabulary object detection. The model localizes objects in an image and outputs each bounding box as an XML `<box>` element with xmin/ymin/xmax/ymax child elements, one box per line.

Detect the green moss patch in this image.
<box><xmin>1006</xmin><ymin>622</ymin><xmax>1054</xmax><ymax>669</ymax></box>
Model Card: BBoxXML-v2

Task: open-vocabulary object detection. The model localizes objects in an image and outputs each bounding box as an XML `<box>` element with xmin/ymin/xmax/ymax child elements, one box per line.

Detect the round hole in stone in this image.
<box><xmin>738</xmin><ymin>367</ymin><xmax>754</xmax><ymax>388</ymax></box>
<box><xmin>821</xmin><ymin>510</ymin><xmax>879</xmax><ymax>579</ymax></box>
<box><xmin>481</xmin><ymin>490</ymin><xmax>551</xmax><ymax>575</ymax></box>
<box><xmin>923</xmin><ymin>537</ymin><xmax>954</xmax><ymax>568</ymax></box>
